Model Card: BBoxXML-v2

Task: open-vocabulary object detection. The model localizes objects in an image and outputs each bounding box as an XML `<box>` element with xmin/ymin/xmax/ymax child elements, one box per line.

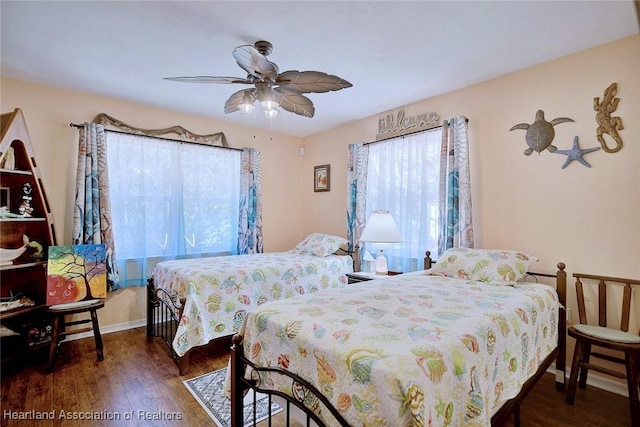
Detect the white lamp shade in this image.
<box><xmin>359</xmin><ymin>211</ymin><xmax>402</xmax><ymax>243</ymax></box>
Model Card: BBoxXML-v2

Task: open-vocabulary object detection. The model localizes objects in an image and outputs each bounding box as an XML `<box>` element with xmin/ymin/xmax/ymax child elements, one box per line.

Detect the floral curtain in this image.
<box><xmin>237</xmin><ymin>148</ymin><xmax>263</xmax><ymax>254</ymax></box>
<box><xmin>346</xmin><ymin>143</ymin><xmax>369</xmax><ymax>271</ymax></box>
<box><xmin>438</xmin><ymin>116</ymin><xmax>474</xmax><ymax>256</ymax></box>
<box><xmin>72</xmin><ymin>123</ymin><xmax>120</xmax><ymax>291</ymax></box>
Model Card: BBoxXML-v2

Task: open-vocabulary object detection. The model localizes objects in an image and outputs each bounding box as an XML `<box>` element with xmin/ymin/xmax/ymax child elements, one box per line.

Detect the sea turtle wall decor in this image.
<box><xmin>510</xmin><ymin>110</ymin><xmax>574</xmax><ymax>155</ymax></box>
<box><xmin>554</xmin><ymin>136</ymin><xmax>600</xmax><ymax>169</ymax></box>
<box><xmin>594</xmin><ymin>82</ymin><xmax>624</xmax><ymax>153</ymax></box>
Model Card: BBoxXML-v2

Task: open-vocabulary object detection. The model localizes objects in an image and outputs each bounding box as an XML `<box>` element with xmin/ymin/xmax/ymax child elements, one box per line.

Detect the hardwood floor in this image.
<box><xmin>1</xmin><ymin>327</ymin><xmax>633</xmax><ymax>426</ymax></box>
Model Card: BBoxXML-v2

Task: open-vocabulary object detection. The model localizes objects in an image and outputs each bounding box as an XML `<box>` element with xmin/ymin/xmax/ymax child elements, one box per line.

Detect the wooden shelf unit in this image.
<box><xmin>1</xmin><ymin>108</ymin><xmax>58</xmax><ymax>366</ymax></box>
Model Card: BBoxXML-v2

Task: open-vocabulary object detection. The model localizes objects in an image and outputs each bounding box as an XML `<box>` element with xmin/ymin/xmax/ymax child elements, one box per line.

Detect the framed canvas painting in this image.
<box><xmin>46</xmin><ymin>244</ymin><xmax>107</xmax><ymax>305</ymax></box>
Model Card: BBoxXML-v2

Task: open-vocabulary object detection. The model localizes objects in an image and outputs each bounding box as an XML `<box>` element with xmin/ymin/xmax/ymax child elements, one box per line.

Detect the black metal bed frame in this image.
<box><xmin>146</xmin><ymin>277</ymin><xmax>192</xmax><ymax>375</ymax></box>
<box><xmin>230</xmin><ymin>262</ymin><xmax>567</xmax><ymax>427</ymax></box>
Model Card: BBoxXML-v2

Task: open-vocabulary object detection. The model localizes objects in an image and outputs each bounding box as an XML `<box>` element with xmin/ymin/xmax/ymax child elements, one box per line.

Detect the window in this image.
<box><xmin>106</xmin><ymin>131</ymin><xmax>241</xmax><ymax>285</ymax></box>
<box><xmin>365</xmin><ymin>128</ymin><xmax>442</xmax><ymax>272</ymax></box>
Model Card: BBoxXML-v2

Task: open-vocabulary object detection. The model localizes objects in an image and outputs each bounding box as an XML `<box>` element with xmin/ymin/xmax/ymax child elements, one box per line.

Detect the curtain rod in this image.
<box><xmin>365</xmin><ymin>116</ymin><xmax>469</xmax><ymax>145</ymax></box>
<box><xmin>69</xmin><ymin>122</ymin><xmax>242</xmax><ymax>152</ymax></box>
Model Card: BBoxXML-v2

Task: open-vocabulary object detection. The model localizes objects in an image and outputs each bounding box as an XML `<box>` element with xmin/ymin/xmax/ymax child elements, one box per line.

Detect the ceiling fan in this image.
<box><xmin>164</xmin><ymin>40</ymin><xmax>353</xmax><ymax>119</ymax></box>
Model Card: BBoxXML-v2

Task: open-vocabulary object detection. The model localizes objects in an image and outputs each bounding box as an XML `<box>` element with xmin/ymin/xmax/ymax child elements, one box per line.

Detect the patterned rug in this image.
<box><xmin>183</xmin><ymin>367</ymin><xmax>281</xmax><ymax>427</ymax></box>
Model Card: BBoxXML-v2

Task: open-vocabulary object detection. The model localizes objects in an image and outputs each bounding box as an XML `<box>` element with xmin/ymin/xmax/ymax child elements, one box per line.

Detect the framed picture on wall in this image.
<box><xmin>314</xmin><ymin>164</ymin><xmax>330</xmax><ymax>192</ymax></box>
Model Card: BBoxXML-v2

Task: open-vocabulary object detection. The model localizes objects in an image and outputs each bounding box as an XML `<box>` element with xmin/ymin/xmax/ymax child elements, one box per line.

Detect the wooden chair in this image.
<box><xmin>565</xmin><ymin>273</ymin><xmax>640</xmax><ymax>427</ymax></box>
<box><xmin>46</xmin><ymin>300</ymin><xmax>105</xmax><ymax>372</ymax></box>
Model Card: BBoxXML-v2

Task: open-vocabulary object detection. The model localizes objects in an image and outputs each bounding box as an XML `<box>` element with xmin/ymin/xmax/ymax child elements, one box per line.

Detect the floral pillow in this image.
<box><xmin>428</xmin><ymin>248</ymin><xmax>538</xmax><ymax>285</ymax></box>
<box><xmin>292</xmin><ymin>233</ymin><xmax>349</xmax><ymax>257</ymax></box>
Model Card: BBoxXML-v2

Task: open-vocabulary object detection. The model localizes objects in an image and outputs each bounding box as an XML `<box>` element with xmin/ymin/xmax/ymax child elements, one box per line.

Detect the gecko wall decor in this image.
<box><xmin>594</xmin><ymin>82</ymin><xmax>624</xmax><ymax>153</ymax></box>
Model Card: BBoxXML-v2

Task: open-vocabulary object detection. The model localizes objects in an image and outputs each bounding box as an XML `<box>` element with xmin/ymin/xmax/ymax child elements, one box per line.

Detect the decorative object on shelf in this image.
<box><xmin>18</xmin><ymin>182</ymin><xmax>34</xmax><ymax>217</ymax></box>
<box><xmin>27</xmin><ymin>240</ymin><xmax>44</xmax><ymax>261</ymax></box>
<box><xmin>0</xmin><ymin>146</ymin><xmax>15</xmax><ymax>169</ymax></box>
<box><xmin>359</xmin><ymin>210</ymin><xmax>402</xmax><ymax>275</ymax></box>
<box><xmin>510</xmin><ymin>110</ymin><xmax>574</xmax><ymax>155</ymax></box>
<box><xmin>313</xmin><ymin>164</ymin><xmax>330</xmax><ymax>192</ymax></box>
<box><xmin>46</xmin><ymin>244</ymin><xmax>107</xmax><ymax>305</ymax></box>
<box><xmin>0</xmin><ymin>206</ymin><xmax>25</xmax><ymax>218</ymax></box>
<box><xmin>0</xmin><ymin>234</ymin><xmax>29</xmax><ymax>266</ymax></box>
<box><xmin>27</xmin><ymin>319</ymin><xmax>53</xmax><ymax>346</ymax></box>
<box><xmin>594</xmin><ymin>82</ymin><xmax>624</xmax><ymax>153</ymax></box>
<box><xmin>0</xmin><ymin>293</ymin><xmax>35</xmax><ymax>312</ymax></box>
<box><xmin>0</xmin><ymin>325</ymin><xmax>19</xmax><ymax>337</ymax></box>
<box><xmin>376</xmin><ymin>109</ymin><xmax>440</xmax><ymax>141</ymax></box>
<box><xmin>554</xmin><ymin>136</ymin><xmax>600</xmax><ymax>169</ymax></box>
<box><xmin>164</xmin><ymin>40</ymin><xmax>352</xmax><ymax>119</ymax></box>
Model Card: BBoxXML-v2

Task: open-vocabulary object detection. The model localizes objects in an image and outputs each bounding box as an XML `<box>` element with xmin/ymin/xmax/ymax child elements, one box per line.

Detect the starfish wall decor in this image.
<box><xmin>554</xmin><ymin>136</ymin><xmax>600</xmax><ymax>169</ymax></box>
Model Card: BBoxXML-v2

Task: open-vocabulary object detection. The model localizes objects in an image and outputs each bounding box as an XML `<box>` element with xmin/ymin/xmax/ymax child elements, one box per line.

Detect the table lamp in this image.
<box><xmin>359</xmin><ymin>210</ymin><xmax>402</xmax><ymax>275</ymax></box>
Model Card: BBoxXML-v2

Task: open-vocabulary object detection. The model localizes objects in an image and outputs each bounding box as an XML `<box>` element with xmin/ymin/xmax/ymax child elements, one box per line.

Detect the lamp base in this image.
<box><xmin>375</xmin><ymin>249</ymin><xmax>388</xmax><ymax>275</ymax></box>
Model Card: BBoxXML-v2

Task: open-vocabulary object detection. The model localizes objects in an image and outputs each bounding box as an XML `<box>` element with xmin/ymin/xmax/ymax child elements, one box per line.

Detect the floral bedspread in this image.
<box><xmin>238</xmin><ymin>271</ymin><xmax>559</xmax><ymax>426</ymax></box>
<box><xmin>152</xmin><ymin>251</ymin><xmax>353</xmax><ymax>356</ymax></box>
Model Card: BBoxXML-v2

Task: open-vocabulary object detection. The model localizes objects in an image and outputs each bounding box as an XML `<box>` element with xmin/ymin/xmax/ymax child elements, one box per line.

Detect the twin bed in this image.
<box><xmin>146</xmin><ymin>233</ymin><xmax>353</xmax><ymax>374</ymax></box>
<box><xmin>228</xmin><ymin>248</ymin><xmax>567</xmax><ymax>426</ymax></box>
<box><xmin>146</xmin><ymin>241</ymin><xmax>567</xmax><ymax>425</ymax></box>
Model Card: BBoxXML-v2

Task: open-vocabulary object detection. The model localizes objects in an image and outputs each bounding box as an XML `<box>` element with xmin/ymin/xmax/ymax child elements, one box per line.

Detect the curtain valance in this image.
<box><xmin>89</xmin><ymin>113</ymin><xmax>229</xmax><ymax>147</ymax></box>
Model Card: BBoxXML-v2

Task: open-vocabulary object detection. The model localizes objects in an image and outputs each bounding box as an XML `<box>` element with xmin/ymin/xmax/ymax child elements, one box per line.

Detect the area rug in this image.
<box><xmin>183</xmin><ymin>367</ymin><xmax>281</xmax><ymax>427</ymax></box>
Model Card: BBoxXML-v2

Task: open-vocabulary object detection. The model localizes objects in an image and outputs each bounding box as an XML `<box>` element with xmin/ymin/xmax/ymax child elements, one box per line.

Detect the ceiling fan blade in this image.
<box><xmin>224</xmin><ymin>88</ymin><xmax>256</xmax><ymax>113</ymax></box>
<box><xmin>276</xmin><ymin>71</ymin><xmax>352</xmax><ymax>93</ymax></box>
<box><xmin>164</xmin><ymin>76</ymin><xmax>253</xmax><ymax>84</ymax></box>
<box><xmin>232</xmin><ymin>45</ymin><xmax>279</xmax><ymax>82</ymax></box>
<box><xmin>274</xmin><ymin>88</ymin><xmax>315</xmax><ymax>118</ymax></box>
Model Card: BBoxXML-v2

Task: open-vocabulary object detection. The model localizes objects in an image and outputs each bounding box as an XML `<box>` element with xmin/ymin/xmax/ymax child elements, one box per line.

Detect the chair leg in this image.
<box><xmin>47</xmin><ymin>314</ymin><xmax>62</xmax><ymax>373</ymax></box>
<box><xmin>566</xmin><ymin>339</ymin><xmax>585</xmax><ymax>405</ymax></box>
<box><xmin>578</xmin><ymin>342</ymin><xmax>591</xmax><ymax>390</ymax></box>
<box><xmin>625</xmin><ymin>352</ymin><xmax>640</xmax><ymax>427</ymax></box>
<box><xmin>90</xmin><ymin>308</ymin><xmax>104</xmax><ymax>361</ymax></box>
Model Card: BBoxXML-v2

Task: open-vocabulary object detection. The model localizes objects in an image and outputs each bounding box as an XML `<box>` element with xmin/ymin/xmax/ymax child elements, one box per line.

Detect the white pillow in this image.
<box><xmin>292</xmin><ymin>233</ymin><xmax>349</xmax><ymax>257</ymax></box>
<box><xmin>428</xmin><ymin>248</ymin><xmax>538</xmax><ymax>285</ymax></box>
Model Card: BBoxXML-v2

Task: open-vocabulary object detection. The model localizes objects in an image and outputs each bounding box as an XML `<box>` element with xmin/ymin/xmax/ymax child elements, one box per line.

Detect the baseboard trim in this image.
<box><xmin>65</xmin><ymin>318</ymin><xmax>146</xmax><ymax>342</ymax></box>
<box><xmin>550</xmin><ymin>367</ymin><xmax>629</xmax><ymax>397</ymax></box>
<box><xmin>581</xmin><ymin>372</ymin><xmax>629</xmax><ymax>397</ymax></box>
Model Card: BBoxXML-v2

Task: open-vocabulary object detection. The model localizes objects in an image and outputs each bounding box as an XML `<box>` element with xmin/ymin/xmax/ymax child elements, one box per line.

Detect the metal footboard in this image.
<box><xmin>230</xmin><ymin>334</ymin><xmax>349</xmax><ymax>427</ymax></box>
<box><xmin>146</xmin><ymin>277</ymin><xmax>190</xmax><ymax>374</ymax></box>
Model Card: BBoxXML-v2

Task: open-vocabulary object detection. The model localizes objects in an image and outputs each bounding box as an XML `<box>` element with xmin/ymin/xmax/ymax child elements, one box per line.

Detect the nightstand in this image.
<box><xmin>346</xmin><ymin>271</ymin><xmax>402</xmax><ymax>284</ymax></box>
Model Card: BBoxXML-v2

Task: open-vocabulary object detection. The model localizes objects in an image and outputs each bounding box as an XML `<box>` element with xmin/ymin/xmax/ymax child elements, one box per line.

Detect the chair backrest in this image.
<box><xmin>573</xmin><ymin>273</ymin><xmax>640</xmax><ymax>334</ymax></box>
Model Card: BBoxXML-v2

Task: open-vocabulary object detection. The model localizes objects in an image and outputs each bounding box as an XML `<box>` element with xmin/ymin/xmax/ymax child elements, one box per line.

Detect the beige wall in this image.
<box><xmin>301</xmin><ymin>34</ymin><xmax>640</xmax><ymax>389</ymax></box>
<box><xmin>2</xmin><ymin>35</ymin><xmax>638</xmax><ymax>387</ymax></box>
<box><xmin>303</xmin><ymin>34</ymin><xmax>639</xmax><ymax>281</ymax></box>
<box><xmin>1</xmin><ymin>80</ymin><xmax>306</xmax><ymax>328</ymax></box>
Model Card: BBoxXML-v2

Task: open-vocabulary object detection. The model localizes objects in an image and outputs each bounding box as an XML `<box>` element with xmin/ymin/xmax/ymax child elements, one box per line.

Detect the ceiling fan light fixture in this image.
<box><xmin>263</xmin><ymin>108</ymin><xmax>279</xmax><ymax>119</ymax></box>
<box><xmin>261</xmin><ymin>100</ymin><xmax>279</xmax><ymax>111</ymax></box>
<box><xmin>239</xmin><ymin>92</ymin><xmax>255</xmax><ymax>114</ymax></box>
<box><xmin>166</xmin><ymin>40</ymin><xmax>352</xmax><ymax>119</ymax></box>
<box><xmin>240</xmin><ymin>103</ymin><xmax>255</xmax><ymax>115</ymax></box>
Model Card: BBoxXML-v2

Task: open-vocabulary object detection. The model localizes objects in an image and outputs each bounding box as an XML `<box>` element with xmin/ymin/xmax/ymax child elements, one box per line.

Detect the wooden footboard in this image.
<box><xmin>230</xmin><ymin>262</ymin><xmax>567</xmax><ymax>427</ymax></box>
<box><xmin>146</xmin><ymin>277</ymin><xmax>191</xmax><ymax>375</ymax></box>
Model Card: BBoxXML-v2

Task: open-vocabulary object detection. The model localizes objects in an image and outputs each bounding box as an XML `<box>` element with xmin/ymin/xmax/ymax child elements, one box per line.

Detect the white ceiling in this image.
<box><xmin>1</xmin><ymin>1</ymin><xmax>638</xmax><ymax>138</ymax></box>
